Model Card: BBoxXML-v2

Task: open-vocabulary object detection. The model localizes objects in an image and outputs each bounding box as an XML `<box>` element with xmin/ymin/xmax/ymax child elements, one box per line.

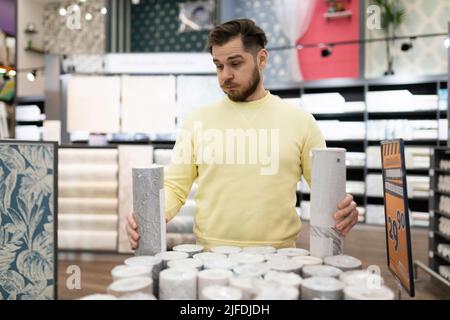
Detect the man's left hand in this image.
<box><xmin>334</xmin><ymin>194</ymin><xmax>359</xmax><ymax>236</ymax></box>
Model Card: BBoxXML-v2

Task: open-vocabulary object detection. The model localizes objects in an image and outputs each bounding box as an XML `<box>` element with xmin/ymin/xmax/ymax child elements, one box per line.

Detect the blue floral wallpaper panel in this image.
<box><xmin>0</xmin><ymin>141</ymin><xmax>57</xmax><ymax>300</ymax></box>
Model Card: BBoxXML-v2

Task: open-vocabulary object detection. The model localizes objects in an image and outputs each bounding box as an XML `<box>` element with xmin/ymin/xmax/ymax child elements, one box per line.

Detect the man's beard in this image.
<box><xmin>223</xmin><ymin>66</ymin><xmax>261</xmax><ymax>102</ymax></box>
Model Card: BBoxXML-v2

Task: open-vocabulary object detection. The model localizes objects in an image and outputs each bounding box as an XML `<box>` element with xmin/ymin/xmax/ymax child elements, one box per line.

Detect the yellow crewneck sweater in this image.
<box><xmin>164</xmin><ymin>92</ymin><xmax>326</xmax><ymax>249</ymax></box>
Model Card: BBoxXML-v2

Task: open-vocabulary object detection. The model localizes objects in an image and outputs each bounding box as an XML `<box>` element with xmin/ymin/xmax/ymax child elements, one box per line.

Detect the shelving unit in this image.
<box><xmin>429</xmin><ymin>147</ymin><xmax>450</xmax><ymax>286</ymax></box>
<box><xmin>14</xmin><ymin>95</ymin><xmax>45</xmax><ymax>140</ymax></box>
<box><xmin>268</xmin><ymin>74</ymin><xmax>448</xmax><ymax>228</ymax></box>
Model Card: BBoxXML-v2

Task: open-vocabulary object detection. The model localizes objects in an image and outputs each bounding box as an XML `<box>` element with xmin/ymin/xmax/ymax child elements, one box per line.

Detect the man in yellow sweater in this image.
<box><xmin>127</xmin><ymin>19</ymin><xmax>359</xmax><ymax>249</ymax></box>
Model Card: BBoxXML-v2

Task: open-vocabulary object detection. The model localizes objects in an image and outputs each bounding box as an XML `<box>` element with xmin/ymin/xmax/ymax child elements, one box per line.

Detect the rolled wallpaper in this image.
<box><xmin>310</xmin><ymin>148</ymin><xmax>346</xmax><ymax>258</ymax></box>
<box><xmin>58</xmin><ymin>214</ymin><xmax>118</xmax><ymax>231</ymax></box>
<box><xmin>118</xmin><ymin>146</ymin><xmax>154</xmax><ymax>253</ymax></box>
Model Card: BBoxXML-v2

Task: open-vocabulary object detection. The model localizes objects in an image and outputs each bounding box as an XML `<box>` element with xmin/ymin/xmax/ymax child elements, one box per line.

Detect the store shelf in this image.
<box><xmin>25</xmin><ymin>47</ymin><xmax>47</xmax><ymax>54</ymax></box>
<box><xmin>368</xmin><ymin>110</ymin><xmax>446</xmax><ymax>120</ymax></box>
<box><xmin>434</xmin><ymin>251</ymin><xmax>450</xmax><ymax>264</ymax></box>
<box><xmin>434</xmin><ymin>210</ymin><xmax>450</xmax><ymax>218</ymax></box>
<box><xmin>435</xmin><ymin>231</ymin><xmax>450</xmax><ymax>242</ymax></box>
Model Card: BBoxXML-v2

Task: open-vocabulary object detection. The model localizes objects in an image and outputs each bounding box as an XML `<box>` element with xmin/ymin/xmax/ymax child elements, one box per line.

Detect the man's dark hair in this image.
<box><xmin>206</xmin><ymin>18</ymin><xmax>268</xmax><ymax>54</ymax></box>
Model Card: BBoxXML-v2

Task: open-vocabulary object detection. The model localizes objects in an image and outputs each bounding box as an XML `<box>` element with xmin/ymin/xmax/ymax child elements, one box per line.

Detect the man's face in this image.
<box><xmin>212</xmin><ymin>36</ymin><xmax>265</xmax><ymax>102</ymax></box>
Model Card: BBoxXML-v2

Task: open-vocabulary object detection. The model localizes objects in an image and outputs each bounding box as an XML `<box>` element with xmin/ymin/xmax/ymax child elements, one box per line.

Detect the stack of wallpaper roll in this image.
<box><xmin>80</xmin><ymin>245</ymin><xmax>394</xmax><ymax>300</ymax></box>
<box><xmin>439</xmin><ymin>216</ymin><xmax>450</xmax><ymax>237</ymax></box>
<box><xmin>58</xmin><ymin>148</ymin><xmax>119</xmax><ymax>251</ymax></box>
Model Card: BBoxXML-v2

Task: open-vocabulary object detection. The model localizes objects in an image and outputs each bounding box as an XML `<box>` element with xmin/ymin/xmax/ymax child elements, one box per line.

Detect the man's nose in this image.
<box><xmin>221</xmin><ymin>66</ymin><xmax>234</xmax><ymax>82</ymax></box>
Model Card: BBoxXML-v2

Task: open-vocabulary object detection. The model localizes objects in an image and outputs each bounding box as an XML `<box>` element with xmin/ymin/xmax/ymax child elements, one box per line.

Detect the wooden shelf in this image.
<box><xmin>25</xmin><ymin>47</ymin><xmax>46</xmax><ymax>54</ymax></box>
<box><xmin>324</xmin><ymin>10</ymin><xmax>352</xmax><ymax>20</ymax></box>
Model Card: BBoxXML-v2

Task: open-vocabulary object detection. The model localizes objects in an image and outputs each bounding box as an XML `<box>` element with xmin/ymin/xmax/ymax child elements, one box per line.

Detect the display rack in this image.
<box><xmin>427</xmin><ymin>147</ymin><xmax>450</xmax><ymax>288</ymax></box>
<box><xmin>268</xmin><ymin>74</ymin><xmax>448</xmax><ymax>228</ymax></box>
<box><xmin>14</xmin><ymin>95</ymin><xmax>45</xmax><ymax>140</ymax></box>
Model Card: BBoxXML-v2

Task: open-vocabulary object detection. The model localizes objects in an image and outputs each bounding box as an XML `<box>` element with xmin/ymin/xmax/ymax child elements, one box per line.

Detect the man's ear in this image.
<box><xmin>257</xmin><ymin>48</ymin><xmax>268</xmax><ymax>70</ymax></box>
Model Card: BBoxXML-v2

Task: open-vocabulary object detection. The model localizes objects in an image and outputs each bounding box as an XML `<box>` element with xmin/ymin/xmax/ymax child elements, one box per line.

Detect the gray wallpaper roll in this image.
<box><xmin>132</xmin><ymin>166</ymin><xmax>166</xmax><ymax>256</ymax></box>
<box><xmin>310</xmin><ymin>148</ymin><xmax>346</xmax><ymax>258</ymax></box>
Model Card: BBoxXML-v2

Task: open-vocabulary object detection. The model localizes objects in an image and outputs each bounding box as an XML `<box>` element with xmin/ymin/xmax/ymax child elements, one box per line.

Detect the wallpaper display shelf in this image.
<box><xmin>58</xmin><ymin>147</ymin><xmax>119</xmax><ymax>252</ymax></box>
<box><xmin>271</xmin><ymin>75</ymin><xmax>447</xmax><ymax>228</ymax></box>
<box><xmin>0</xmin><ymin>140</ymin><xmax>57</xmax><ymax>300</ymax></box>
<box><xmin>428</xmin><ymin>147</ymin><xmax>450</xmax><ymax>288</ymax></box>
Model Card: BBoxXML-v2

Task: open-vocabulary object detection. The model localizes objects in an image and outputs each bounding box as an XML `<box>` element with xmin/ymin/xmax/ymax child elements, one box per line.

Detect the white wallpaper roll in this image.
<box><xmin>58</xmin><ymin>230</ymin><xmax>117</xmax><ymax>251</ymax></box>
<box><xmin>277</xmin><ymin>248</ymin><xmax>310</xmax><ymax>257</ymax></box>
<box><xmin>193</xmin><ymin>252</ymin><xmax>227</xmax><ymax>263</ymax></box>
<box><xmin>252</xmin><ymin>279</ymin><xmax>299</xmax><ymax>300</ymax></box>
<box><xmin>324</xmin><ymin>255</ymin><xmax>362</xmax><ymax>272</ymax></box>
<box><xmin>111</xmin><ymin>265</ymin><xmax>152</xmax><ymax>282</ymax></box>
<box><xmin>173</xmin><ymin>244</ymin><xmax>204</xmax><ymax>257</ymax></box>
<box><xmin>301</xmin><ymin>277</ymin><xmax>345</xmax><ymax>300</ymax></box>
<box><xmin>198</xmin><ymin>269</ymin><xmax>234</xmax><ymax>300</ymax></box>
<box><xmin>229</xmin><ymin>276</ymin><xmax>257</xmax><ymax>300</ymax></box>
<box><xmin>124</xmin><ymin>255</ymin><xmax>163</xmax><ymax>297</ymax></box>
<box><xmin>291</xmin><ymin>256</ymin><xmax>323</xmax><ymax>267</ymax></box>
<box><xmin>233</xmin><ymin>263</ymin><xmax>269</xmax><ymax>278</ymax></box>
<box><xmin>119</xmin><ymin>292</ymin><xmax>157</xmax><ymax>300</ymax></box>
<box><xmin>166</xmin><ymin>216</ymin><xmax>194</xmax><ymax>234</ymax></box>
<box><xmin>302</xmin><ymin>265</ymin><xmax>343</xmax><ymax>279</ymax></box>
<box><xmin>79</xmin><ymin>294</ymin><xmax>118</xmax><ymax>300</ymax></box>
<box><xmin>242</xmin><ymin>246</ymin><xmax>276</xmax><ymax>254</ymax></box>
<box><xmin>67</xmin><ymin>76</ymin><xmax>121</xmax><ymax>133</ymax></box>
<box><xmin>59</xmin><ymin>181</ymin><xmax>118</xmax><ymax>198</ymax></box>
<box><xmin>203</xmin><ymin>258</ymin><xmax>239</xmax><ymax>271</ymax></box>
<box><xmin>266</xmin><ymin>259</ymin><xmax>303</xmax><ymax>275</ymax></box>
<box><xmin>202</xmin><ymin>285</ymin><xmax>242</xmax><ymax>300</ymax></box>
<box><xmin>210</xmin><ymin>246</ymin><xmax>242</xmax><ymax>255</ymax></box>
<box><xmin>178</xmin><ymin>200</ymin><xmax>197</xmax><ymax>217</ymax></box>
<box><xmin>344</xmin><ymin>286</ymin><xmax>395</xmax><ymax>300</ymax></box>
<box><xmin>310</xmin><ymin>148</ymin><xmax>346</xmax><ymax>258</ymax></box>
<box><xmin>58</xmin><ymin>214</ymin><xmax>117</xmax><ymax>231</ymax></box>
<box><xmin>159</xmin><ymin>267</ymin><xmax>198</xmax><ymax>300</ymax></box>
<box><xmin>59</xmin><ymin>148</ymin><xmax>118</xmax><ymax>164</ymax></box>
<box><xmin>153</xmin><ymin>149</ymin><xmax>172</xmax><ymax>165</ymax></box>
<box><xmin>254</xmin><ymin>286</ymin><xmax>299</xmax><ymax>300</ymax></box>
<box><xmin>59</xmin><ymin>165</ymin><xmax>118</xmax><ymax>182</ymax></box>
<box><xmin>107</xmin><ymin>277</ymin><xmax>153</xmax><ymax>298</ymax></box>
<box><xmin>264</xmin><ymin>271</ymin><xmax>302</xmax><ymax>290</ymax></box>
<box><xmin>167</xmin><ymin>258</ymin><xmax>203</xmax><ymax>271</ymax></box>
<box><xmin>264</xmin><ymin>253</ymin><xmax>290</xmax><ymax>262</ymax></box>
<box><xmin>58</xmin><ymin>198</ymin><xmax>118</xmax><ymax>215</ymax></box>
<box><xmin>339</xmin><ymin>270</ymin><xmax>384</xmax><ymax>288</ymax></box>
<box><xmin>155</xmin><ymin>251</ymin><xmax>190</xmax><ymax>269</ymax></box>
<box><xmin>228</xmin><ymin>253</ymin><xmax>265</xmax><ymax>265</ymax></box>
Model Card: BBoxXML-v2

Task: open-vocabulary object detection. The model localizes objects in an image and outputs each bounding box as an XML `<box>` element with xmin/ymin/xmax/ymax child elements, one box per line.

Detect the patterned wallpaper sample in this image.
<box><xmin>234</xmin><ymin>0</ymin><xmax>292</xmax><ymax>85</ymax></box>
<box><xmin>0</xmin><ymin>142</ymin><xmax>56</xmax><ymax>300</ymax></box>
<box><xmin>131</xmin><ymin>0</ymin><xmax>212</xmax><ymax>52</ymax></box>
<box><xmin>43</xmin><ymin>0</ymin><xmax>106</xmax><ymax>55</ymax></box>
<box><xmin>365</xmin><ymin>0</ymin><xmax>450</xmax><ymax>78</ymax></box>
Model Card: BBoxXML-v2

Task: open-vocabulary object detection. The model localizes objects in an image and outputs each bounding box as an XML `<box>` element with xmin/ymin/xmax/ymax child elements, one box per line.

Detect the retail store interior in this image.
<box><xmin>0</xmin><ymin>0</ymin><xmax>449</xmax><ymax>300</ymax></box>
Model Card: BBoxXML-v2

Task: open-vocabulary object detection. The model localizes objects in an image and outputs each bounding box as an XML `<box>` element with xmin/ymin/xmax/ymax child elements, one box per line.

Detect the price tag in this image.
<box><xmin>381</xmin><ymin>139</ymin><xmax>415</xmax><ymax>297</ymax></box>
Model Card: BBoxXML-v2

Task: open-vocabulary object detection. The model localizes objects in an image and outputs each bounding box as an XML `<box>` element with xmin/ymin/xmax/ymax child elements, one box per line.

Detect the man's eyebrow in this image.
<box><xmin>213</xmin><ymin>55</ymin><xmax>244</xmax><ymax>63</ymax></box>
<box><xmin>227</xmin><ymin>55</ymin><xmax>244</xmax><ymax>60</ymax></box>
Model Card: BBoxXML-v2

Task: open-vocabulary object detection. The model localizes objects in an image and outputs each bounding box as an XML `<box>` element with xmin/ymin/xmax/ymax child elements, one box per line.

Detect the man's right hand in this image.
<box><xmin>127</xmin><ymin>212</ymin><xmax>140</xmax><ymax>250</ymax></box>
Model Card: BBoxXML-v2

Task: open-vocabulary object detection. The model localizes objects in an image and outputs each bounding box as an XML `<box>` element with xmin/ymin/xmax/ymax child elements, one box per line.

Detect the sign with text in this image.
<box><xmin>381</xmin><ymin>139</ymin><xmax>415</xmax><ymax>297</ymax></box>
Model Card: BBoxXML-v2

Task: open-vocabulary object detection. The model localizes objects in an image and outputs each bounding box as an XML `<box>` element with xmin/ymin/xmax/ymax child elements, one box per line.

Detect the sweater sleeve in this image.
<box><xmin>164</xmin><ymin>114</ymin><xmax>198</xmax><ymax>221</ymax></box>
<box><xmin>301</xmin><ymin>113</ymin><xmax>327</xmax><ymax>188</ymax></box>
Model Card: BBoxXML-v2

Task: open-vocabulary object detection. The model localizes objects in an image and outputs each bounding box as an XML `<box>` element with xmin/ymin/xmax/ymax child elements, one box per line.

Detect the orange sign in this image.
<box><xmin>381</xmin><ymin>139</ymin><xmax>415</xmax><ymax>297</ymax></box>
